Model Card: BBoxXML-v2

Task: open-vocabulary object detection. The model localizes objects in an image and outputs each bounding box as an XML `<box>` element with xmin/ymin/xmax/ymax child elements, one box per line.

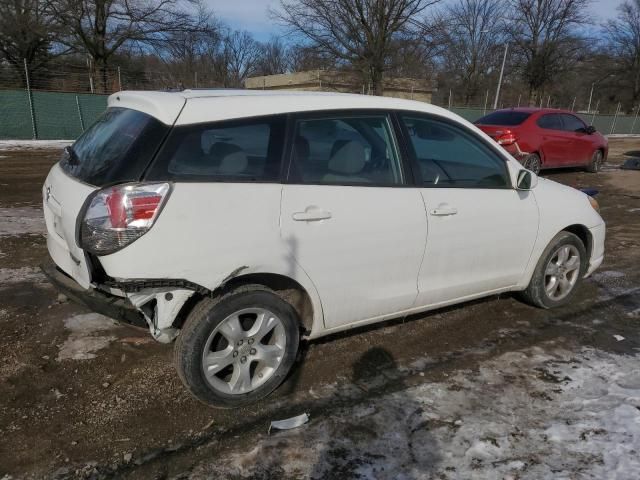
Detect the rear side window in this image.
<box><xmin>147</xmin><ymin>116</ymin><xmax>286</xmax><ymax>181</ymax></box>
<box><xmin>62</xmin><ymin>107</ymin><xmax>168</xmax><ymax>186</ymax></box>
<box><xmin>288</xmin><ymin>115</ymin><xmax>403</xmax><ymax>185</ymax></box>
<box><xmin>537</xmin><ymin>114</ymin><xmax>563</xmax><ymax>130</ymax></box>
<box><xmin>401</xmin><ymin>114</ymin><xmax>509</xmax><ymax>188</ymax></box>
<box><xmin>475</xmin><ymin>111</ymin><xmax>531</xmax><ymax>126</ymax></box>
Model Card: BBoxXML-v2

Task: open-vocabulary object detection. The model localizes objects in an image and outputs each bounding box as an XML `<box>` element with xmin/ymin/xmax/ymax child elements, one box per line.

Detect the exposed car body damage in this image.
<box><xmin>127</xmin><ymin>288</ymin><xmax>194</xmax><ymax>343</ymax></box>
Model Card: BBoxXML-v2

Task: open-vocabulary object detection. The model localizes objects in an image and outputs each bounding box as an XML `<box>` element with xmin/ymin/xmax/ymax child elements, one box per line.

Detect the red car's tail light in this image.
<box><xmin>496</xmin><ymin>130</ymin><xmax>517</xmax><ymax>146</ymax></box>
<box><xmin>81</xmin><ymin>183</ymin><xmax>171</xmax><ymax>255</ymax></box>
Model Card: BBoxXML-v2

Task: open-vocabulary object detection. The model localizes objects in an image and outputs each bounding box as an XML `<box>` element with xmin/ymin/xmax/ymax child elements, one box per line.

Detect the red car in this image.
<box><xmin>474</xmin><ymin>108</ymin><xmax>608</xmax><ymax>174</ymax></box>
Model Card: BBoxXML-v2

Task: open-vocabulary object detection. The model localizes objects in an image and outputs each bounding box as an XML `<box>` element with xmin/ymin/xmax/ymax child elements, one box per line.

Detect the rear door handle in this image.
<box><xmin>292</xmin><ymin>210</ymin><xmax>332</xmax><ymax>221</ymax></box>
<box><xmin>430</xmin><ymin>206</ymin><xmax>458</xmax><ymax>216</ymax></box>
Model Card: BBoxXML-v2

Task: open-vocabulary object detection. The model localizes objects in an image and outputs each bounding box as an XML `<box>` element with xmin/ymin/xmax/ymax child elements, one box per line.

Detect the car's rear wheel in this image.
<box><xmin>523</xmin><ymin>153</ymin><xmax>541</xmax><ymax>175</ymax></box>
<box><xmin>174</xmin><ymin>285</ymin><xmax>300</xmax><ymax>408</ymax></box>
<box><xmin>519</xmin><ymin>231</ymin><xmax>587</xmax><ymax>309</ymax></box>
<box><xmin>586</xmin><ymin>150</ymin><xmax>603</xmax><ymax>173</ymax></box>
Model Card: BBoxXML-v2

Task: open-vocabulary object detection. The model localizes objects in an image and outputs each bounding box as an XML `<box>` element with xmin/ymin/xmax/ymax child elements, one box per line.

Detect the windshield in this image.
<box><xmin>475</xmin><ymin>111</ymin><xmax>531</xmax><ymax>126</ymax></box>
<box><xmin>61</xmin><ymin>107</ymin><xmax>168</xmax><ymax>186</ymax></box>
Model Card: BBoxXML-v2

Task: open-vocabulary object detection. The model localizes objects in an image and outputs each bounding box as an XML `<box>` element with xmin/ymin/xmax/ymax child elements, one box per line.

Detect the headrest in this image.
<box><xmin>211</xmin><ymin>142</ymin><xmax>248</xmax><ymax>175</ymax></box>
<box><xmin>328</xmin><ymin>140</ymin><xmax>366</xmax><ymax>174</ymax></box>
<box><xmin>294</xmin><ymin>135</ymin><xmax>310</xmax><ymax>161</ymax></box>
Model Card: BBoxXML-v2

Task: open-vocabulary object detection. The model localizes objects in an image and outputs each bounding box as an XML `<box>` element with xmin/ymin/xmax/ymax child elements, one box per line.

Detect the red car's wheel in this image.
<box><xmin>523</xmin><ymin>153</ymin><xmax>541</xmax><ymax>174</ymax></box>
<box><xmin>586</xmin><ymin>150</ymin><xmax>603</xmax><ymax>173</ymax></box>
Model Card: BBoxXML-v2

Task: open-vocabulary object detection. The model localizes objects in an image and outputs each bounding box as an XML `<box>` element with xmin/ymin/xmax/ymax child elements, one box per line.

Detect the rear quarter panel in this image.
<box><xmin>97</xmin><ymin>183</ymin><xmax>325</xmax><ymax>333</ymax></box>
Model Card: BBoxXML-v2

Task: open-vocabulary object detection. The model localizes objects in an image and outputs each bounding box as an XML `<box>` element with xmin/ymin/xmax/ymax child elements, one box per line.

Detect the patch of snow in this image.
<box><xmin>0</xmin><ymin>207</ymin><xmax>45</xmax><ymax>236</ymax></box>
<box><xmin>593</xmin><ymin>270</ymin><xmax>626</xmax><ymax>280</ymax></box>
<box><xmin>613</xmin><ymin>335</ymin><xmax>625</xmax><ymax>341</ymax></box>
<box><xmin>57</xmin><ymin>313</ymin><xmax>119</xmax><ymax>361</ymax></box>
<box><xmin>0</xmin><ymin>140</ymin><xmax>72</xmax><ymax>151</ymax></box>
<box><xmin>189</xmin><ymin>345</ymin><xmax>640</xmax><ymax>479</ymax></box>
<box><xmin>0</xmin><ymin>267</ymin><xmax>46</xmax><ymax>285</ymax></box>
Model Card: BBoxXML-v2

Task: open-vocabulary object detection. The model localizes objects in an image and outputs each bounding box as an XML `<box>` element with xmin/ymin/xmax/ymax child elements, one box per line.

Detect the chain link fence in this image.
<box><xmin>2</xmin><ymin>65</ymin><xmax>640</xmax><ymax>140</ymax></box>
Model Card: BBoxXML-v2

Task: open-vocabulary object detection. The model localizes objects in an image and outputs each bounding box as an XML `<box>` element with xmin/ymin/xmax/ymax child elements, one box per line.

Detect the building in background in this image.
<box><xmin>245</xmin><ymin>70</ymin><xmax>434</xmax><ymax>103</ymax></box>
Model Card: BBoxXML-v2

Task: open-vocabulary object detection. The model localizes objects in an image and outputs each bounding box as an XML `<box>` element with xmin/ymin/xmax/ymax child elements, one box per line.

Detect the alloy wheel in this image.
<box><xmin>201</xmin><ymin>308</ymin><xmax>287</xmax><ymax>395</ymax></box>
<box><xmin>524</xmin><ymin>154</ymin><xmax>541</xmax><ymax>175</ymax></box>
<box><xmin>544</xmin><ymin>245</ymin><xmax>581</xmax><ymax>301</ymax></box>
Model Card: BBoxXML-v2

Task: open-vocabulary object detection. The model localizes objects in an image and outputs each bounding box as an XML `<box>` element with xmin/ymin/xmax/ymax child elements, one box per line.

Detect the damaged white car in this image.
<box><xmin>42</xmin><ymin>90</ymin><xmax>605</xmax><ymax>407</ymax></box>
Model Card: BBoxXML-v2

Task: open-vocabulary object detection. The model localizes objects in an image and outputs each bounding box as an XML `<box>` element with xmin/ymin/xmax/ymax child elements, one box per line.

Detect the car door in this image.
<box><xmin>397</xmin><ymin>113</ymin><xmax>539</xmax><ymax>307</ymax></box>
<box><xmin>536</xmin><ymin>113</ymin><xmax>571</xmax><ymax>167</ymax></box>
<box><xmin>280</xmin><ymin>111</ymin><xmax>427</xmax><ymax>329</ymax></box>
<box><xmin>560</xmin><ymin>113</ymin><xmax>594</xmax><ymax>165</ymax></box>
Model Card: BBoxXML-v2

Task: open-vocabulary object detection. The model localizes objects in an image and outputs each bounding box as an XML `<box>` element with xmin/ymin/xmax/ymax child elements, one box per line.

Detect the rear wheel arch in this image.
<box><xmin>172</xmin><ymin>273</ymin><xmax>315</xmax><ymax>335</ymax></box>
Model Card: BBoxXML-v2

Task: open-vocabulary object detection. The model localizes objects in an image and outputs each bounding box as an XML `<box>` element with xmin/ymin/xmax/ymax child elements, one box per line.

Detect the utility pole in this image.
<box><xmin>587</xmin><ymin>83</ymin><xmax>594</xmax><ymax>113</ymax></box>
<box><xmin>493</xmin><ymin>44</ymin><xmax>508</xmax><ymax>110</ymax></box>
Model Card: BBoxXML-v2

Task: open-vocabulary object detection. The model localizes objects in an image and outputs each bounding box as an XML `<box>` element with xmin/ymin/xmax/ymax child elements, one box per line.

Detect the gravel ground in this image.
<box><xmin>0</xmin><ymin>139</ymin><xmax>639</xmax><ymax>480</ymax></box>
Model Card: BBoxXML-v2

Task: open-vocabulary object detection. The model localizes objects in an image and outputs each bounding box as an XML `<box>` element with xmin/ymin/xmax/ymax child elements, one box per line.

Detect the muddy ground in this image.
<box><xmin>0</xmin><ymin>140</ymin><xmax>639</xmax><ymax>479</ymax></box>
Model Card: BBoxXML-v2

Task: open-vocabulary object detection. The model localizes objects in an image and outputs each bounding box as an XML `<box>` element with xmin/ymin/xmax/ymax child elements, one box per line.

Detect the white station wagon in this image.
<box><xmin>42</xmin><ymin>90</ymin><xmax>605</xmax><ymax>407</ymax></box>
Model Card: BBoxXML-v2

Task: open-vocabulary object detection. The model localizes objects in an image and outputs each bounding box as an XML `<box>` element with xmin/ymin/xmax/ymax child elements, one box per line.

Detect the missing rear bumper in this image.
<box><xmin>41</xmin><ymin>260</ymin><xmax>147</xmax><ymax>328</ymax></box>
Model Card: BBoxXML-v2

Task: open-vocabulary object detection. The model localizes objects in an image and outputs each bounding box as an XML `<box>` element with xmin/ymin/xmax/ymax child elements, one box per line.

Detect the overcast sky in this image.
<box><xmin>207</xmin><ymin>0</ymin><xmax>625</xmax><ymax>41</ymax></box>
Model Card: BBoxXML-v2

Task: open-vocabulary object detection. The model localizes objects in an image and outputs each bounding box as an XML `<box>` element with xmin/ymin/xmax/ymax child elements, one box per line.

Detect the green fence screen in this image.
<box><xmin>2</xmin><ymin>90</ymin><xmax>640</xmax><ymax>140</ymax></box>
<box><xmin>0</xmin><ymin>90</ymin><xmax>108</xmax><ymax>140</ymax></box>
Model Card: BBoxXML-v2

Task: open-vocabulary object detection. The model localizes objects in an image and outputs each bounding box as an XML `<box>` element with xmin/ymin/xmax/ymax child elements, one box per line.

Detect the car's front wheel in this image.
<box><xmin>519</xmin><ymin>231</ymin><xmax>587</xmax><ymax>309</ymax></box>
<box><xmin>586</xmin><ymin>149</ymin><xmax>603</xmax><ymax>173</ymax></box>
<box><xmin>174</xmin><ymin>285</ymin><xmax>300</xmax><ymax>408</ymax></box>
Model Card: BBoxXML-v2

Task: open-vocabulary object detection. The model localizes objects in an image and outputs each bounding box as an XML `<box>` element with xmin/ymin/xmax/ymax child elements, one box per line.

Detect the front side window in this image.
<box><xmin>537</xmin><ymin>114</ymin><xmax>563</xmax><ymax>130</ymax></box>
<box><xmin>560</xmin><ymin>114</ymin><xmax>587</xmax><ymax>132</ymax></box>
<box><xmin>147</xmin><ymin>115</ymin><xmax>286</xmax><ymax>181</ymax></box>
<box><xmin>401</xmin><ymin>114</ymin><xmax>509</xmax><ymax>188</ymax></box>
<box><xmin>289</xmin><ymin>115</ymin><xmax>403</xmax><ymax>185</ymax></box>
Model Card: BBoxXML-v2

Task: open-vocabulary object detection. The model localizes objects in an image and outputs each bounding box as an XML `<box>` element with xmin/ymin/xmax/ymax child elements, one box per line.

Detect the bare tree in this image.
<box><xmin>288</xmin><ymin>43</ymin><xmax>336</xmax><ymax>72</ymax></box>
<box><xmin>274</xmin><ymin>0</ymin><xmax>440</xmax><ymax>95</ymax></box>
<box><xmin>435</xmin><ymin>0</ymin><xmax>504</xmax><ymax>104</ymax></box>
<box><xmin>0</xmin><ymin>0</ymin><xmax>66</xmax><ymax>82</ymax></box>
<box><xmin>52</xmin><ymin>0</ymin><xmax>205</xmax><ymax>92</ymax></box>
<box><xmin>222</xmin><ymin>30</ymin><xmax>262</xmax><ymax>87</ymax></box>
<box><xmin>506</xmin><ymin>0</ymin><xmax>590</xmax><ymax>104</ymax></box>
<box><xmin>603</xmin><ymin>0</ymin><xmax>640</xmax><ymax>108</ymax></box>
<box><xmin>255</xmin><ymin>37</ymin><xmax>290</xmax><ymax>76</ymax></box>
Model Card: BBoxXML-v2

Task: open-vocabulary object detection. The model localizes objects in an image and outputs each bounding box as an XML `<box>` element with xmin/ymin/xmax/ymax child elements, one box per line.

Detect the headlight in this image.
<box><xmin>588</xmin><ymin>195</ymin><xmax>600</xmax><ymax>213</ymax></box>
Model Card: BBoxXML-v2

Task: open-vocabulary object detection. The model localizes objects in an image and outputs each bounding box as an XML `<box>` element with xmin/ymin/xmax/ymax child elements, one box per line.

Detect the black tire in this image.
<box><xmin>586</xmin><ymin>149</ymin><xmax>603</xmax><ymax>173</ymax></box>
<box><xmin>519</xmin><ymin>231</ymin><xmax>587</xmax><ymax>309</ymax></box>
<box><xmin>174</xmin><ymin>285</ymin><xmax>300</xmax><ymax>408</ymax></box>
<box><xmin>523</xmin><ymin>153</ymin><xmax>542</xmax><ymax>175</ymax></box>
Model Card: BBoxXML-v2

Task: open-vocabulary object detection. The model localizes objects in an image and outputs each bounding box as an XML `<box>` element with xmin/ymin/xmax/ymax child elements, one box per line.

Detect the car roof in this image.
<box><xmin>107</xmin><ymin>89</ymin><xmax>464</xmax><ymax>126</ymax></box>
<box><xmin>487</xmin><ymin>107</ymin><xmax>573</xmax><ymax>115</ymax></box>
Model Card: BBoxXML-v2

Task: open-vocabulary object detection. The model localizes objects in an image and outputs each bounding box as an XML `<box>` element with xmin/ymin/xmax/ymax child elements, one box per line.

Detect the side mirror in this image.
<box><xmin>516</xmin><ymin>169</ymin><xmax>538</xmax><ymax>191</ymax></box>
<box><xmin>586</xmin><ymin>125</ymin><xmax>596</xmax><ymax>134</ymax></box>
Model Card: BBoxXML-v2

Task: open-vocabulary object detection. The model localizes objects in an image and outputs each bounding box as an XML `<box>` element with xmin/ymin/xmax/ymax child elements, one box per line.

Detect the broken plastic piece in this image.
<box><xmin>268</xmin><ymin>413</ymin><xmax>309</xmax><ymax>434</ymax></box>
<box><xmin>621</xmin><ymin>158</ymin><xmax>640</xmax><ymax>170</ymax></box>
<box><xmin>580</xmin><ymin>188</ymin><xmax>599</xmax><ymax>197</ymax></box>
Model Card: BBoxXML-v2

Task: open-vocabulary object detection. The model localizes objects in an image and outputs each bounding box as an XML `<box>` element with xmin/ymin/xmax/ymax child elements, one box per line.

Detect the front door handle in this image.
<box><xmin>292</xmin><ymin>209</ymin><xmax>332</xmax><ymax>221</ymax></box>
<box><xmin>430</xmin><ymin>205</ymin><xmax>458</xmax><ymax>216</ymax></box>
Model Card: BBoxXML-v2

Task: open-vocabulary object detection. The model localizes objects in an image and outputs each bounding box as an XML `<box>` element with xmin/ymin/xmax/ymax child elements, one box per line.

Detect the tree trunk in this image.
<box><xmin>370</xmin><ymin>64</ymin><xmax>384</xmax><ymax>96</ymax></box>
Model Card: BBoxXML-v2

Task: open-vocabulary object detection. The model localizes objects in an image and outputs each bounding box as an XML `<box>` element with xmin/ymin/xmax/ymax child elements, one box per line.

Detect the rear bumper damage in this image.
<box><xmin>41</xmin><ymin>261</ymin><xmax>146</xmax><ymax>328</ymax></box>
<box><xmin>41</xmin><ymin>260</ymin><xmax>196</xmax><ymax>343</ymax></box>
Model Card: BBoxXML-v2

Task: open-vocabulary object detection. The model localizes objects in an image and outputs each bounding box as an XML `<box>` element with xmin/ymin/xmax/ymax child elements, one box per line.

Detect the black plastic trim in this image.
<box><xmin>41</xmin><ymin>261</ymin><xmax>147</xmax><ymax>328</ymax></box>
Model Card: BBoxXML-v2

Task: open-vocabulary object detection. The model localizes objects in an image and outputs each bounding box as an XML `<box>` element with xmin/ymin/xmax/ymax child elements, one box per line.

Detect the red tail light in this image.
<box><xmin>496</xmin><ymin>130</ymin><xmax>517</xmax><ymax>146</ymax></box>
<box><xmin>81</xmin><ymin>183</ymin><xmax>171</xmax><ymax>255</ymax></box>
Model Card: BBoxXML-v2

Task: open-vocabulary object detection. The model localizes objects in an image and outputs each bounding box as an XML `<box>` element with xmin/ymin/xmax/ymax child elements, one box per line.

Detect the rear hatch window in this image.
<box><xmin>60</xmin><ymin>107</ymin><xmax>169</xmax><ymax>186</ymax></box>
<box><xmin>475</xmin><ymin>111</ymin><xmax>531</xmax><ymax>126</ymax></box>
